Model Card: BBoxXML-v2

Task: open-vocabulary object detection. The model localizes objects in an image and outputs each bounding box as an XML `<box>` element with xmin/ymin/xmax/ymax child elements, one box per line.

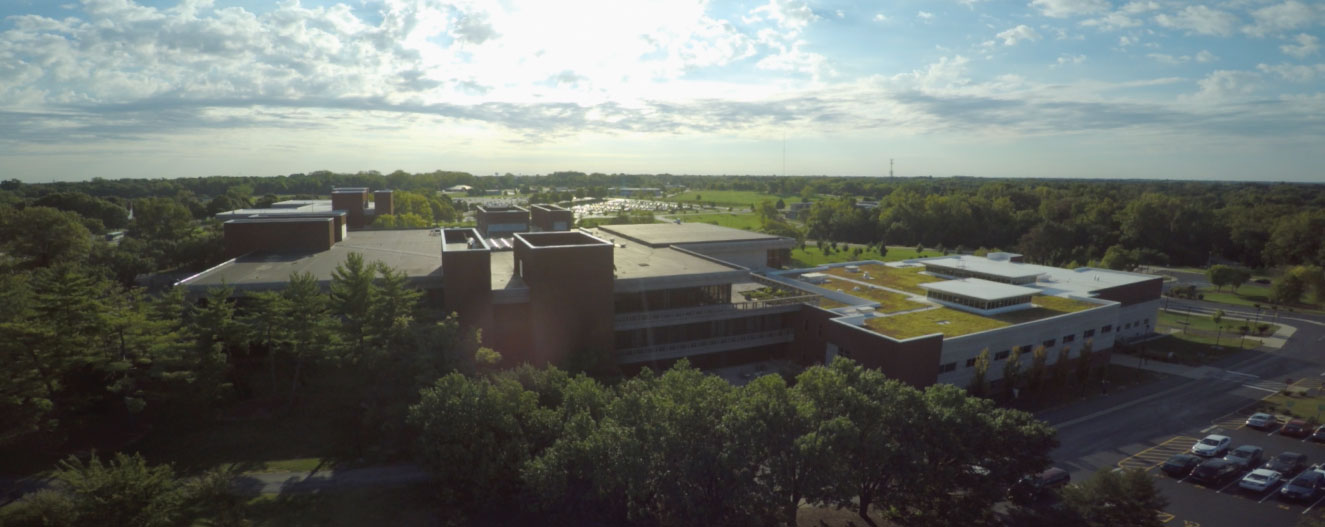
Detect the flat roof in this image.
<box><xmin>923</xmin><ymin>257</ymin><xmax>1042</xmax><ymax>280</ymax></box>
<box><xmin>598</xmin><ymin>222</ymin><xmax>785</xmax><ymax>247</ymax></box>
<box><xmin>178</xmin><ymin>229</ymin><xmax>442</xmax><ymax>292</ymax></box>
<box><xmin>920</xmin><ymin>278</ymin><xmax>1040</xmax><ymax>301</ymax></box>
<box><xmin>614</xmin><ymin>244</ymin><xmax>737</xmax><ymax>280</ymax></box>
<box><xmin>224</xmin><ymin>217</ymin><xmax>332</xmax><ymax>225</ymax></box>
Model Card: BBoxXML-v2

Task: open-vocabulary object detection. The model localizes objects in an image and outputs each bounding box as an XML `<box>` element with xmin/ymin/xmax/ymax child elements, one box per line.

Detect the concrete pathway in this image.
<box><xmin>235</xmin><ymin>464</ymin><xmax>432</xmax><ymax>495</ymax></box>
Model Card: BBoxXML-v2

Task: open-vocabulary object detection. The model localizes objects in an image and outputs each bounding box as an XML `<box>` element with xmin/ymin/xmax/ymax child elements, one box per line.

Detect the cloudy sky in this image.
<box><xmin>2</xmin><ymin>0</ymin><xmax>1323</xmax><ymax>182</ymax></box>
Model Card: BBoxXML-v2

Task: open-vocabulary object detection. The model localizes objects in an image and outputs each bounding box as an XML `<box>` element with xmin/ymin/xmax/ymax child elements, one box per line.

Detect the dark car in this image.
<box><xmin>1266</xmin><ymin>452</ymin><xmax>1311</xmax><ymax>478</ymax></box>
<box><xmin>1279</xmin><ymin>471</ymin><xmax>1325</xmax><ymax>502</ymax></box>
<box><xmin>1162</xmin><ymin>454</ymin><xmax>1203</xmax><ymax>478</ymax></box>
<box><xmin>1311</xmin><ymin>425</ymin><xmax>1325</xmax><ymax>442</ymax></box>
<box><xmin>1190</xmin><ymin>459</ymin><xmax>1242</xmax><ymax>486</ymax></box>
<box><xmin>1225</xmin><ymin>445</ymin><xmax>1265</xmax><ymax>471</ymax></box>
<box><xmin>1010</xmin><ymin>467</ymin><xmax>1071</xmax><ymax>504</ymax></box>
<box><xmin>1282</xmin><ymin>420</ymin><xmax>1312</xmax><ymax>438</ymax></box>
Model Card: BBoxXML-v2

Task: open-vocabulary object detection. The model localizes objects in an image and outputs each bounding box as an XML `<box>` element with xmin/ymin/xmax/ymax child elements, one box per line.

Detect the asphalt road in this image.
<box><xmin>1042</xmin><ymin>298</ymin><xmax>1325</xmax><ymax>527</ymax></box>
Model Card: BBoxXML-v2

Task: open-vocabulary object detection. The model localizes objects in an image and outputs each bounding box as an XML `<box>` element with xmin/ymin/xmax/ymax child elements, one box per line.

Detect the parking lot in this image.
<box><xmin>1118</xmin><ymin>410</ymin><xmax>1325</xmax><ymax>526</ymax></box>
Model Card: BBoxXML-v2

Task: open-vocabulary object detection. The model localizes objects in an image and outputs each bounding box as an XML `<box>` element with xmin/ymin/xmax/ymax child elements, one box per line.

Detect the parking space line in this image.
<box><xmin>1259</xmin><ymin>486</ymin><xmax>1281</xmax><ymax>503</ymax></box>
<box><xmin>1216</xmin><ymin>478</ymin><xmax>1241</xmax><ymax>494</ymax></box>
<box><xmin>1117</xmin><ymin>436</ymin><xmax>1200</xmax><ymax>471</ymax></box>
<box><xmin>1303</xmin><ymin>494</ymin><xmax>1325</xmax><ymax>515</ymax></box>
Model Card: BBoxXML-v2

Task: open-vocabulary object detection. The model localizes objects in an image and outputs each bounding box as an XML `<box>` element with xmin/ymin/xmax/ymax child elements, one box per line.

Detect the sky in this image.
<box><xmin>1</xmin><ymin>0</ymin><xmax>1323</xmax><ymax>183</ymax></box>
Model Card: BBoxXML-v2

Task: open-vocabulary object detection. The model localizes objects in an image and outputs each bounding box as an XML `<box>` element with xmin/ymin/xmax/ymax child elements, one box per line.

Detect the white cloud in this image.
<box><xmin>997</xmin><ymin>25</ymin><xmax>1042</xmax><ymax>45</ymax></box>
<box><xmin>1154</xmin><ymin>5</ymin><xmax>1240</xmax><ymax>37</ymax></box>
<box><xmin>1257</xmin><ymin>62</ymin><xmax>1325</xmax><ymax>82</ymax></box>
<box><xmin>873</xmin><ymin>13</ymin><xmax>888</xmax><ymax>22</ymax></box>
<box><xmin>1119</xmin><ymin>1</ymin><xmax>1159</xmax><ymax>15</ymax></box>
<box><xmin>1281</xmin><ymin>34</ymin><xmax>1321</xmax><ymax>58</ymax></box>
<box><xmin>835</xmin><ymin>9</ymin><xmax>845</xmax><ymax>19</ymax></box>
<box><xmin>1244</xmin><ymin>1</ymin><xmax>1320</xmax><ymax>37</ymax></box>
<box><xmin>1147</xmin><ymin>53</ymin><xmax>1189</xmax><ymax>64</ymax></box>
<box><xmin>1081</xmin><ymin>12</ymin><xmax>1142</xmax><ymax>30</ymax></box>
<box><xmin>1119</xmin><ymin>35</ymin><xmax>1138</xmax><ymax>46</ymax></box>
<box><xmin>1054</xmin><ymin>54</ymin><xmax>1087</xmax><ymax>66</ymax></box>
<box><xmin>1029</xmin><ymin>0</ymin><xmax>1111</xmax><ymax>18</ymax></box>
<box><xmin>748</xmin><ymin>0</ymin><xmax>818</xmax><ymax>32</ymax></box>
<box><xmin>918</xmin><ymin>11</ymin><xmax>935</xmax><ymax>20</ymax></box>
<box><xmin>1185</xmin><ymin>70</ymin><xmax>1262</xmax><ymax>102</ymax></box>
<box><xmin>1195</xmin><ymin>50</ymin><xmax>1219</xmax><ymax>63</ymax></box>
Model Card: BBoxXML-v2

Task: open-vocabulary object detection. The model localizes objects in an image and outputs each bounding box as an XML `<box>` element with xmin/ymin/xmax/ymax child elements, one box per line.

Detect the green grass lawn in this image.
<box><xmin>665</xmin><ymin>190</ymin><xmax>807</xmax><ymax>207</ymax></box>
<box><xmin>673</xmin><ymin>212</ymin><xmax>763</xmax><ymax>231</ymax></box>
<box><xmin>1255</xmin><ymin>390</ymin><xmax>1325</xmax><ymax>424</ymax></box>
<box><xmin>1197</xmin><ymin>283</ymin><xmax>1325</xmax><ymax>314</ymax></box>
<box><xmin>820</xmin><ymin>264</ymin><xmax>943</xmax><ymax>295</ymax></box>
<box><xmin>1134</xmin><ymin>334</ymin><xmax>1244</xmax><ymax>365</ymax></box>
<box><xmin>789</xmin><ymin>245</ymin><xmax>932</xmax><ymax>267</ymax></box>
<box><xmin>865</xmin><ymin>307</ymin><xmax>1009</xmax><ymax>339</ymax></box>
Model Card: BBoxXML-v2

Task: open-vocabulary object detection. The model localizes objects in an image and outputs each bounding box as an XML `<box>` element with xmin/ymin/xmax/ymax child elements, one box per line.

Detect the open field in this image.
<box><xmin>672</xmin><ymin>212</ymin><xmax>763</xmax><ymax>231</ymax></box>
<box><xmin>789</xmin><ymin>246</ymin><xmax>933</xmax><ymax>267</ymax></box>
<box><xmin>664</xmin><ymin>190</ymin><xmax>806</xmax><ymax>207</ymax></box>
<box><xmin>865</xmin><ymin>307</ymin><xmax>1009</xmax><ymax>339</ymax></box>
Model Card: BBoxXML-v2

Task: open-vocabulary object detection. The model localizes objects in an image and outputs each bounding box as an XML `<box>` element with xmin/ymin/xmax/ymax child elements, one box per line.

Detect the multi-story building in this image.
<box><xmin>185</xmin><ymin>190</ymin><xmax>1159</xmax><ymax>387</ymax></box>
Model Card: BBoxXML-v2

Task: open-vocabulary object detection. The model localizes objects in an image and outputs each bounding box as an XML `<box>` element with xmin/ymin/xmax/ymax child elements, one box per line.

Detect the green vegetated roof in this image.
<box><xmin>820</xmin><ymin>263</ymin><xmax>942</xmax><ymax>295</ymax></box>
<box><xmin>864</xmin><ymin>307</ymin><xmax>1010</xmax><ymax>339</ymax></box>
<box><xmin>990</xmin><ymin>295</ymin><xmax>1098</xmax><ymax>324</ymax></box>
<box><xmin>829</xmin><ymin>285</ymin><xmax>927</xmax><ymax>314</ymax></box>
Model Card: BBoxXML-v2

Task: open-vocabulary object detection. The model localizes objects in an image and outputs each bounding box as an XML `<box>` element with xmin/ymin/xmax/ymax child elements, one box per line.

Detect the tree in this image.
<box><xmin>330</xmin><ymin>252</ymin><xmax>378</xmax><ymax>359</ymax></box>
<box><xmin>1076</xmin><ymin>340</ymin><xmax>1095</xmax><ymax>389</ymax></box>
<box><xmin>1207</xmin><ymin>264</ymin><xmax>1237</xmax><ymax>292</ymax></box>
<box><xmin>279</xmin><ymin>272</ymin><xmax>337</xmax><ymax>410</ymax></box>
<box><xmin>0</xmin><ymin>207</ymin><xmax>93</xmax><ymax>268</ymax></box>
<box><xmin>1053</xmin><ymin>346</ymin><xmax>1072</xmax><ymax>390</ymax></box>
<box><xmin>725</xmin><ymin>374</ymin><xmax>828</xmax><ymax>527</ymax></box>
<box><xmin>1099</xmin><ymin>245</ymin><xmax>1139</xmax><ymax>271</ymax></box>
<box><xmin>409</xmin><ymin>372</ymin><xmax>555</xmax><ymax>514</ymax></box>
<box><xmin>1027</xmin><ymin>345</ymin><xmax>1049</xmax><ymax>396</ymax></box>
<box><xmin>968</xmin><ymin>348</ymin><xmax>990</xmax><ymax>397</ymax></box>
<box><xmin>1003</xmin><ymin>348</ymin><xmax>1023</xmax><ymax>400</ymax></box>
<box><xmin>1212</xmin><ymin>309</ymin><xmax>1225</xmax><ymax>347</ymax></box>
<box><xmin>2</xmin><ymin>452</ymin><xmax>239</xmax><ymax>527</ymax></box>
<box><xmin>775</xmin><ymin>198</ymin><xmax>786</xmax><ymax>209</ymax></box>
<box><xmin>1060</xmin><ymin>468</ymin><xmax>1169</xmax><ymax>527</ymax></box>
<box><xmin>1273</xmin><ymin>271</ymin><xmax>1307</xmax><ymax>305</ymax></box>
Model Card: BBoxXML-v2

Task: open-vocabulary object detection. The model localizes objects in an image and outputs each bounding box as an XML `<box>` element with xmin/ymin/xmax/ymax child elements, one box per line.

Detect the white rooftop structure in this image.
<box><xmin>920</xmin><ymin>278</ymin><xmax>1040</xmax><ymax>301</ymax></box>
<box><xmin>913</xmin><ymin>254</ymin><xmax>1157</xmax><ymax>298</ymax></box>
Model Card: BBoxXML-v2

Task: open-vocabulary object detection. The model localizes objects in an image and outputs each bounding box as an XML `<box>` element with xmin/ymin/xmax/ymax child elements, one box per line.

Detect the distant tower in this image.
<box><xmin>890</xmin><ymin>158</ymin><xmax>894</xmax><ymax>178</ymax></box>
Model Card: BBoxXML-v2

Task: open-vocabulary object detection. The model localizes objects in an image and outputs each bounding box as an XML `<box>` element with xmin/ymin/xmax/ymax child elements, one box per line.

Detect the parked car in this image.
<box><xmin>1246</xmin><ymin>412</ymin><xmax>1276</xmax><ymax>430</ymax></box>
<box><xmin>1282</xmin><ymin>419</ymin><xmax>1312</xmax><ymax>438</ymax></box>
<box><xmin>1192</xmin><ymin>435</ymin><xmax>1233</xmax><ymax>457</ymax></box>
<box><xmin>1162</xmin><ymin>454</ymin><xmax>1204</xmax><ymax>478</ymax></box>
<box><xmin>1279</xmin><ymin>471</ymin><xmax>1325</xmax><ymax>502</ymax></box>
<box><xmin>1240</xmin><ymin>469</ymin><xmax>1284</xmax><ymax>493</ymax></box>
<box><xmin>1190</xmin><ymin>459</ymin><xmax>1242</xmax><ymax>486</ymax></box>
<box><xmin>1224</xmin><ymin>445</ymin><xmax>1265</xmax><ymax>471</ymax></box>
<box><xmin>1266</xmin><ymin>452</ymin><xmax>1310</xmax><ymax>478</ymax></box>
<box><xmin>1009</xmin><ymin>467</ymin><xmax>1071</xmax><ymax>504</ymax></box>
<box><xmin>1312</xmin><ymin>425</ymin><xmax>1325</xmax><ymax>443</ymax></box>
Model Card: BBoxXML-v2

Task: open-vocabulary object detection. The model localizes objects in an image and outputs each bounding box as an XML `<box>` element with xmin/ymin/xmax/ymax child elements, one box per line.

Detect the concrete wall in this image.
<box><xmin>1095</xmin><ymin>276</ymin><xmax>1164</xmax><ymax>306</ymax></box>
<box><xmin>935</xmin><ymin>300</ymin><xmax>1119</xmax><ymax>387</ymax></box>
<box><xmin>223</xmin><ymin>219</ymin><xmax>335</xmax><ymax>259</ymax></box>
<box><xmin>477</xmin><ymin>207</ymin><xmax>530</xmax><ymax>237</ymax></box>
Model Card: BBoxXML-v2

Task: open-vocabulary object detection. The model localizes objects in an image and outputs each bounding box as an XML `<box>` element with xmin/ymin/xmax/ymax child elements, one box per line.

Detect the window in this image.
<box><xmin>1018</xmin><ymin>345</ymin><xmax>1033</xmax><ymax>354</ymax></box>
<box><xmin>939</xmin><ymin>362</ymin><xmax>957</xmax><ymax>373</ymax></box>
<box><xmin>1102</xmin><ymin>324</ymin><xmax>1113</xmax><ymax>333</ymax></box>
<box><xmin>994</xmin><ymin>350</ymin><xmax>1010</xmax><ymax>360</ymax></box>
<box><xmin>1043</xmin><ymin>338</ymin><xmax>1056</xmax><ymax>348</ymax></box>
<box><xmin>1084</xmin><ymin>329</ymin><xmax>1095</xmax><ymax>338</ymax></box>
<box><xmin>965</xmin><ymin>358</ymin><xmax>977</xmax><ymax>368</ymax></box>
<box><xmin>1124</xmin><ymin>322</ymin><xmax>1131</xmax><ymax>329</ymax></box>
<box><xmin>1063</xmin><ymin>334</ymin><xmax>1076</xmax><ymax>343</ymax></box>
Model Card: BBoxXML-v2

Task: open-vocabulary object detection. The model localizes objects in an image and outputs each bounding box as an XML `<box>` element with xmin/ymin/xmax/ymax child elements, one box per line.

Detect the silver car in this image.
<box><xmin>1240</xmin><ymin>468</ymin><xmax>1283</xmax><ymax>493</ymax></box>
<box><xmin>1192</xmin><ymin>434</ymin><xmax>1232</xmax><ymax>457</ymax></box>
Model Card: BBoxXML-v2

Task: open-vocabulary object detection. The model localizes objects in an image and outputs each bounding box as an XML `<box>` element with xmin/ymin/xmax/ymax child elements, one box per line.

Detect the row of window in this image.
<box><xmin>926</xmin><ymin>290</ymin><xmax>1030</xmax><ymax>311</ymax></box>
<box><xmin>941</xmin><ymin>321</ymin><xmax>1128</xmax><ymax>374</ymax></box>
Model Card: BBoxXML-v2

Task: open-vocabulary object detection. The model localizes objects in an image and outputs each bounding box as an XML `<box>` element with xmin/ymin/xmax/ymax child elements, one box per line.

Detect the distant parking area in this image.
<box><xmin>1128</xmin><ymin>413</ymin><xmax>1325</xmax><ymax>527</ymax></box>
